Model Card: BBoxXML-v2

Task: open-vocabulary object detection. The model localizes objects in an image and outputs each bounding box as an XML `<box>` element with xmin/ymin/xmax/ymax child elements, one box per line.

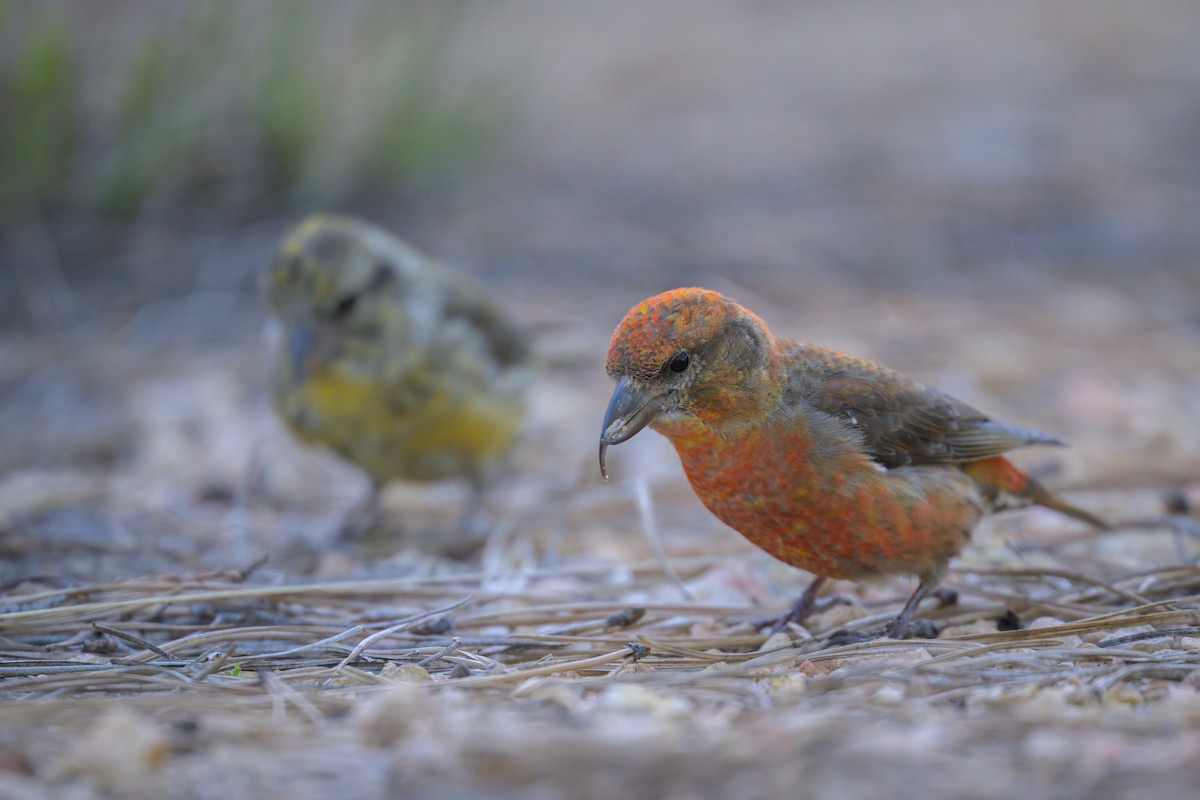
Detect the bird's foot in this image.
<box><xmin>335</xmin><ymin>500</ymin><xmax>385</xmax><ymax>546</ymax></box>
<box><xmin>433</xmin><ymin>531</ymin><xmax>488</xmax><ymax>561</ymax></box>
<box><xmin>883</xmin><ymin>616</ymin><xmax>941</xmax><ymax>641</ymax></box>
<box><xmin>824</xmin><ymin>615</ymin><xmax>941</xmax><ymax>647</ymax></box>
<box><xmin>825</xmin><ymin>628</ymin><xmax>877</xmax><ymax>647</ymax></box>
<box><xmin>430</xmin><ymin>502</ymin><xmax>494</xmax><ymax>561</ymax></box>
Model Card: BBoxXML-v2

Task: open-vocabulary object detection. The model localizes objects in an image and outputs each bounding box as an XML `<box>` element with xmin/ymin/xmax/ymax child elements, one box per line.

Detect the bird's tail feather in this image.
<box><xmin>962</xmin><ymin>456</ymin><xmax>1110</xmax><ymax>530</ymax></box>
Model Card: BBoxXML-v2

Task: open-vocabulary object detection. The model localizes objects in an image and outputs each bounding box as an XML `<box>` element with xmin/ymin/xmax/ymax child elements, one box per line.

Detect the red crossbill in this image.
<box><xmin>265</xmin><ymin>214</ymin><xmax>530</xmax><ymax>547</ymax></box>
<box><xmin>600</xmin><ymin>288</ymin><xmax>1107</xmax><ymax>639</ymax></box>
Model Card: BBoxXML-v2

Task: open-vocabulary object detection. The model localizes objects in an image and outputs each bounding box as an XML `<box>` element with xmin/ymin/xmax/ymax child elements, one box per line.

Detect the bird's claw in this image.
<box><xmin>825</xmin><ymin>629</ymin><xmax>877</xmax><ymax>647</ymax></box>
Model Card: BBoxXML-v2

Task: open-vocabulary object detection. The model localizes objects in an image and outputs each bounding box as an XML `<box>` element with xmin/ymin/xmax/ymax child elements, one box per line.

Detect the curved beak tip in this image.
<box><xmin>598</xmin><ymin>376</ymin><xmax>669</xmax><ymax>482</ymax></box>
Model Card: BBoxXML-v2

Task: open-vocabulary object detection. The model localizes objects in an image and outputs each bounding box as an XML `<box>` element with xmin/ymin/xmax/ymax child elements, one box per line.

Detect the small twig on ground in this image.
<box><xmin>96</xmin><ymin>623</ymin><xmax>183</xmax><ymax>662</ymax></box>
<box><xmin>334</xmin><ymin>596</ymin><xmax>473</xmax><ymax>672</ymax></box>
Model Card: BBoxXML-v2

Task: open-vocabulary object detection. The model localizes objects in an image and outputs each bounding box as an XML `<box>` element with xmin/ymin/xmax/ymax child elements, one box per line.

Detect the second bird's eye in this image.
<box><xmin>333</xmin><ymin>294</ymin><xmax>359</xmax><ymax>319</ymax></box>
<box><xmin>669</xmin><ymin>352</ymin><xmax>690</xmax><ymax>373</ymax></box>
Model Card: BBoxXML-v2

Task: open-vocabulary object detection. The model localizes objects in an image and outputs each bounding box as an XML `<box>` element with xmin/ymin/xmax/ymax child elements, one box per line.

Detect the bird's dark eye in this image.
<box><xmin>333</xmin><ymin>294</ymin><xmax>359</xmax><ymax>319</ymax></box>
<box><xmin>669</xmin><ymin>352</ymin><xmax>690</xmax><ymax>373</ymax></box>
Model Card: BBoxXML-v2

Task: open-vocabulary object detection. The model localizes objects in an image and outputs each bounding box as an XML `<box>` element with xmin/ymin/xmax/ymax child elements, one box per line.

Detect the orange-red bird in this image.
<box><xmin>600</xmin><ymin>288</ymin><xmax>1107</xmax><ymax>639</ymax></box>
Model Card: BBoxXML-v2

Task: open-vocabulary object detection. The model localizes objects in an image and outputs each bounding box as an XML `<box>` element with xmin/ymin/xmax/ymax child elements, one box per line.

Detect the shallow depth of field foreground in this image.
<box><xmin>2</xmin><ymin>3</ymin><xmax>1200</xmax><ymax>798</ymax></box>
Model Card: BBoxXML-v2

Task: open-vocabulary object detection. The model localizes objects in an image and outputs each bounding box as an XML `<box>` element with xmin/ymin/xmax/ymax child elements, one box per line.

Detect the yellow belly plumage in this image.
<box><xmin>275</xmin><ymin>367</ymin><xmax>522</xmax><ymax>485</ymax></box>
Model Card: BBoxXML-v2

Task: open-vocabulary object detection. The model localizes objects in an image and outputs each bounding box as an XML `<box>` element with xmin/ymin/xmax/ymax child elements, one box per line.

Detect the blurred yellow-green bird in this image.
<box><xmin>264</xmin><ymin>214</ymin><xmax>530</xmax><ymax>547</ymax></box>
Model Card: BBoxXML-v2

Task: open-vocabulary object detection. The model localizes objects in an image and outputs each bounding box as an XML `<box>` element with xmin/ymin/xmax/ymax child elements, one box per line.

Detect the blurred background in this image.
<box><xmin>3</xmin><ymin>3</ymin><xmax>1200</xmax><ymax>796</ymax></box>
<box><xmin>1</xmin><ymin>0</ymin><xmax>1199</xmax><ymax>581</ymax></box>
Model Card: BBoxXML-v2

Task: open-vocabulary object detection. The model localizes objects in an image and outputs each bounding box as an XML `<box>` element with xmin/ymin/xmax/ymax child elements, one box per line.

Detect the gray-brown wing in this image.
<box><xmin>440</xmin><ymin>276</ymin><xmax>530</xmax><ymax>368</ymax></box>
<box><xmin>804</xmin><ymin>361</ymin><xmax>1062</xmax><ymax>469</ymax></box>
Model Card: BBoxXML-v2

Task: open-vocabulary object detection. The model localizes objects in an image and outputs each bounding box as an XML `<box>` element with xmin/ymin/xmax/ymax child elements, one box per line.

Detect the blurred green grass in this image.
<box><xmin>0</xmin><ymin>7</ymin><xmax>77</xmax><ymax>212</ymax></box>
<box><xmin>0</xmin><ymin>1</ymin><xmax>506</xmax><ymax>220</ymax></box>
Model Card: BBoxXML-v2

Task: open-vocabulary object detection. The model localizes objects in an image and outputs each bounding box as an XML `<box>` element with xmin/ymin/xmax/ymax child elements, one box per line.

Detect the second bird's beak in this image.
<box><xmin>287</xmin><ymin>323</ymin><xmax>317</xmax><ymax>384</ymax></box>
<box><xmin>599</xmin><ymin>376</ymin><xmax>669</xmax><ymax>480</ymax></box>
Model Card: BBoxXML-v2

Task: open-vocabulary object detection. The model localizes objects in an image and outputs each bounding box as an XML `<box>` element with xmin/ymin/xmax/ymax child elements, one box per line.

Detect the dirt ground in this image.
<box><xmin>2</xmin><ymin>3</ymin><xmax>1200</xmax><ymax>798</ymax></box>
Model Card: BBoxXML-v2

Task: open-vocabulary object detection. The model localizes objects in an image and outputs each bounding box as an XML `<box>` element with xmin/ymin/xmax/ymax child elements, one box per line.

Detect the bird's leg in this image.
<box><xmin>885</xmin><ymin>580</ymin><xmax>936</xmax><ymax>640</ymax></box>
<box><xmin>767</xmin><ymin>575</ymin><xmax>829</xmax><ymax>634</ymax></box>
<box><xmin>437</xmin><ymin>480</ymin><xmax>492</xmax><ymax>561</ymax></box>
<box><xmin>461</xmin><ymin>480</ymin><xmax>490</xmax><ymax>536</ymax></box>
<box><xmin>336</xmin><ymin>481</ymin><xmax>384</xmax><ymax>544</ymax></box>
